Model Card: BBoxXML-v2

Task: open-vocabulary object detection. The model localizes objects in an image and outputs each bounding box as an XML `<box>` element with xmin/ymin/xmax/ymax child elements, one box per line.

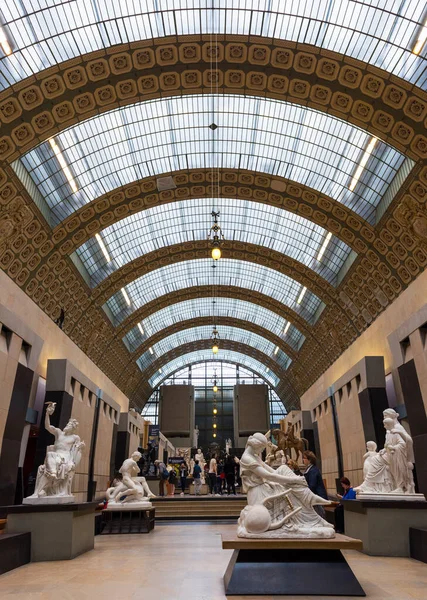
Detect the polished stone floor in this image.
<box><xmin>0</xmin><ymin>521</ymin><xmax>426</xmax><ymax>599</ymax></box>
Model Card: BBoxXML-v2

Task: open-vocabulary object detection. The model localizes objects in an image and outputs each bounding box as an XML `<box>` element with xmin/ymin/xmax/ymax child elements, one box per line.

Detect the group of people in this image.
<box><xmin>207</xmin><ymin>454</ymin><xmax>240</xmax><ymax>496</ymax></box>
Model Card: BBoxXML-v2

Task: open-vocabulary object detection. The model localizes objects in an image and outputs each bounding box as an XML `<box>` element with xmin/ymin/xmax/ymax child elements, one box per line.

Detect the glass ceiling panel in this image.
<box><xmin>148</xmin><ymin>350</ymin><xmax>280</xmax><ymax>388</ymax></box>
<box><xmin>17</xmin><ymin>95</ymin><xmax>406</xmax><ymax>225</ymax></box>
<box><xmin>76</xmin><ymin>198</ymin><xmax>351</xmax><ymax>287</ymax></box>
<box><xmin>1</xmin><ymin>2</ymin><xmax>426</xmax><ymax>89</ymax></box>
<box><xmin>124</xmin><ymin>297</ymin><xmax>304</xmax><ymax>354</ymax></box>
<box><xmin>104</xmin><ymin>258</ymin><xmax>322</xmax><ymax>327</ymax></box>
<box><xmin>136</xmin><ymin>325</ymin><xmax>291</xmax><ymax>374</ymax></box>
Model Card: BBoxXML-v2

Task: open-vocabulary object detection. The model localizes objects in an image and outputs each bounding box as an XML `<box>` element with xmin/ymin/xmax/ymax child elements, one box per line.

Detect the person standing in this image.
<box><xmin>154</xmin><ymin>459</ymin><xmax>168</xmax><ymax>497</ymax></box>
<box><xmin>193</xmin><ymin>459</ymin><xmax>202</xmax><ymax>495</ymax></box>
<box><xmin>335</xmin><ymin>476</ymin><xmax>356</xmax><ymax>534</ymax></box>
<box><xmin>179</xmin><ymin>461</ymin><xmax>188</xmax><ymax>496</ymax></box>
<box><xmin>224</xmin><ymin>454</ymin><xmax>236</xmax><ymax>495</ymax></box>
<box><xmin>302</xmin><ymin>450</ymin><xmax>328</xmax><ymax>517</ymax></box>
<box><xmin>167</xmin><ymin>466</ymin><xmax>177</xmax><ymax>496</ymax></box>
<box><xmin>208</xmin><ymin>454</ymin><xmax>217</xmax><ymax>495</ymax></box>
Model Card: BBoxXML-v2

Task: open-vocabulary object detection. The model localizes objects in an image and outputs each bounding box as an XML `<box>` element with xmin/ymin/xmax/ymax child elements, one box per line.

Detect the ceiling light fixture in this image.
<box><xmin>284</xmin><ymin>321</ymin><xmax>291</xmax><ymax>335</ymax></box>
<box><xmin>121</xmin><ymin>287</ymin><xmax>131</xmax><ymax>306</ymax></box>
<box><xmin>274</xmin><ymin>346</ymin><xmax>279</xmax><ymax>355</ymax></box>
<box><xmin>317</xmin><ymin>232</ymin><xmax>332</xmax><ymax>261</ymax></box>
<box><xmin>213</xmin><ymin>433</ymin><xmax>217</xmax><ymax>438</ymax></box>
<box><xmin>0</xmin><ymin>27</ymin><xmax>12</xmax><ymax>55</ymax></box>
<box><xmin>349</xmin><ymin>137</ymin><xmax>377</xmax><ymax>192</ymax></box>
<box><xmin>49</xmin><ymin>138</ymin><xmax>78</xmax><ymax>193</ymax></box>
<box><xmin>137</xmin><ymin>323</ymin><xmax>144</xmax><ymax>335</ymax></box>
<box><xmin>297</xmin><ymin>286</ymin><xmax>307</xmax><ymax>304</ymax></box>
<box><xmin>213</xmin><ymin>407</ymin><xmax>218</xmax><ymax>415</ymax></box>
<box><xmin>208</xmin><ymin>211</ymin><xmax>225</xmax><ymax>260</ymax></box>
<box><xmin>211</xmin><ymin>326</ymin><xmax>220</xmax><ymax>354</ymax></box>
<box><xmin>213</xmin><ymin>423</ymin><xmax>217</xmax><ymax>429</ymax></box>
<box><xmin>95</xmin><ymin>233</ymin><xmax>111</xmax><ymax>263</ymax></box>
<box><xmin>413</xmin><ymin>19</ymin><xmax>427</xmax><ymax>55</ymax></box>
<box><xmin>148</xmin><ymin>347</ymin><xmax>154</xmax><ymax>355</ymax></box>
<box><xmin>158</xmin><ymin>368</ymin><xmax>162</xmax><ymax>374</ymax></box>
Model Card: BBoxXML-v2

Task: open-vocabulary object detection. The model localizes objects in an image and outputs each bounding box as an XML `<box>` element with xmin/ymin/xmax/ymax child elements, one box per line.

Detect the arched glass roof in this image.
<box><xmin>76</xmin><ymin>198</ymin><xmax>352</xmax><ymax>287</ymax></box>
<box><xmin>1</xmin><ymin>2</ymin><xmax>426</xmax><ymax>89</ymax></box>
<box><xmin>18</xmin><ymin>95</ymin><xmax>406</xmax><ymax>225</ymax></box>
<box><xmin>124</xmin><ymin>297</ymin><xmax>304</xmax><ymax>354</ymax></box>
<box><xmin>136</xmin><ymin>325</ymin><xmax>291</xmax><ymax>374</ymax></box>
<box><xmin>148</xmin><ymin>350</ymin><xmax>280</xmax><ymax>388</ymax></box>
<box><xmin>104</xmin><ymin>258</ymin><xmax>322</xmax><ymax>326</ymax></box>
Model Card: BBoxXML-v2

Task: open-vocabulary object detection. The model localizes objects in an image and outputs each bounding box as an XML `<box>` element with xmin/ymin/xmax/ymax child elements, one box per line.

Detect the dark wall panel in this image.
<box><xmin>358</xmin><ymin>387</ymin><xmax>389</xmax><ymax>448</ymax></box>
<box><xmin>0</xmin><ymin>363</ymin><xmax>34</xmax><ymax>506</ymax></box>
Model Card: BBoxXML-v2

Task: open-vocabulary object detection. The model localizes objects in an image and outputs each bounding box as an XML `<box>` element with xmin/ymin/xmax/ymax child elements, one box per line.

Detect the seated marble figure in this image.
<box><xmin>237</xmin><ymin>433</ymin><xmax>334</xmax><ymax>538</ymax></box>
<box><xmin>24</xmin><ymin>402</ymin><xmax>85</xmax><ymax>504</ymax></box>
<box><xmin>355</xmin><ymin>409</ymin><xmax>421</xmax><ymax>499</ymax></box>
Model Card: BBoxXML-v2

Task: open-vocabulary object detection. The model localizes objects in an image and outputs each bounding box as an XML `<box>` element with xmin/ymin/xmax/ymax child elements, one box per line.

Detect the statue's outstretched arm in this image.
<box><xmin>44</xmin><ymin>408</ymin><xmax>61</xmax><ymax>437</ymax></box>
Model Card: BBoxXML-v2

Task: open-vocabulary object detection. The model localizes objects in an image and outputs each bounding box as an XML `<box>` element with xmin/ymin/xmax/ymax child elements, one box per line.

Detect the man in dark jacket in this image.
<box><xmin>303</xmin><ymin>451</ymin><xmax>328</xmax><ymax>516</ymax></box>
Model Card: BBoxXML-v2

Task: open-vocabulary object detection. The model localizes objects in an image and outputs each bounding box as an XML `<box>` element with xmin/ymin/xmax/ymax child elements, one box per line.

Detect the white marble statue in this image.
<box><xmin>237</xmin><ymin>433</ymin><xmax>334</xmax><ymax>539</ymax></box>
<box><xmin>24</xmin><ymin>402</ymin><xmax>85</xmax><ymax>504</ymax></box>
<box><xmin>193</xmin><ymin>426</ymin><xmax>200</xmax><ymax>448</ymax></box>
<box><xmin>195</xmin><ymin>448</ymin><xmax>206</xmax><ymax>484</ymax></box>
<box><xmin>105</xmin><ymin>451</ymin><xmax>155</xmax><ymax>510</ymax></box>
<box><xmin>355</xmin><ymin>409</ymin><xmax>423</xmax><ymax>500</ymax></box>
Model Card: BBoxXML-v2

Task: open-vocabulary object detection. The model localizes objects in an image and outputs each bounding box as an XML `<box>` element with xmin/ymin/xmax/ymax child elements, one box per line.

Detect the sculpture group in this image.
<box><xmin>355</xmin><ymin>408</ymin><xmax>422</xmax><ymax>500</ymax></box>
<box><xmin>105</xmin><ymin>451</ymin><xmax>155</xmax><ymax>509</ymax></box>
<box><xmin>237</xmin><ymin>432</ymin><xmax>334</xmax><ymax>539</ymax></box>
<box><xmin>271</xmin><ymin>424</ymin><xmax>309</xmax><ymax>463</ymax></box>
<box><xmin>24</xmin><ymin>402</ymin><xmax>85</xmax><ymax>504</ymax></box>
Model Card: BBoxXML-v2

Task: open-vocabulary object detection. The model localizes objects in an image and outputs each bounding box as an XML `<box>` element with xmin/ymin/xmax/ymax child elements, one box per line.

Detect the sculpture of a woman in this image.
<box><xmin>237</xmin><ymin>433</ymin><xmax>334</xmax><ymax>538</ymax></box>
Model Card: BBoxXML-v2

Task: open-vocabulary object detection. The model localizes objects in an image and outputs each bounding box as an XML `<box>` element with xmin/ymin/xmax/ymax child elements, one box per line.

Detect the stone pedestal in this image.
<box><xmin>101</xmin><ymin>508</ymin><xmax>155</xmax><ymax>534</ymax></box>
<box><xmin>4</xmin><ymin>502</ymin><xmax>98</xmax><ymax>562</ymax></box>
<box><xmin>344</xmin><ymin>499</ymin><xmax>427</xmax><ymax>556</ymax></box>
<box><xmin>221</xmin><ymin>533</ymin><xmax>365</xmax><ymax>596</ymax></box>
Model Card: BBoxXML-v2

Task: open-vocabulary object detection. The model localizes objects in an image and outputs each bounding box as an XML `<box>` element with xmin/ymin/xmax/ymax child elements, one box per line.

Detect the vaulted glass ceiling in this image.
<box><xmin>76</xmin><ymin>198</ymin><xmax>351</xmax><ymax>287</ymax></box>
<box><xmin>17</xmin><ymin>95</ymin><xmax>406</xmax><ymax>225</ymax></box>
<box><xmin>1</xmin><ymin>1</ymin><xmax>426</xmax><ymax>89</ymax></box>
<box><xmin>104</xmin><ymin>258</ymin><xmax>322</xmax><ymax>326</ymax></box>
<box><xmin>124</xmin><ymin>297</ymin><xmax>304</xmax><ymax>354</ymax></box>
<box><xmin>148</xmin><ymin>350</ymin><xmax>280</xmax><ymax>388</ymax></box>
<box><xmin>136</xmin><ymin>325</ymin><xmax>291</xmax><ymax>374</ymax></box>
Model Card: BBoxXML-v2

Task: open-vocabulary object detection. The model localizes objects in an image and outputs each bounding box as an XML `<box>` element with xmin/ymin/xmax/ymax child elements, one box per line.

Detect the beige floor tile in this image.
<box><xmin>1</xmin><ymin>522</ymin><xmax>426</xmax><ymax>600</ymax></box>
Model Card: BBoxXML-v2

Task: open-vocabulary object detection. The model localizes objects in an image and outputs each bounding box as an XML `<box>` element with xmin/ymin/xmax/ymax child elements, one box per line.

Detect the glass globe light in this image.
<box><xmin>213</xmin><ymin>423</ymin><xmax>217</xmax><ymax>428</ymax></box>
<box><xmin>213</xmin><ymin>385</ymin><xmax>218</xmax><ymax>393</ymax></box>
<box><xmin>213</xmin><ymin>408</ymin><xmax>218</xmax><ymax>415</ymax></box>
<box><xmin>212</xmin><ymin>344</ymin><xmax>219</xmax><ymax>354</ymax></box>
<box><xmin>213</xmin><ymin>433</ymin><xmax>217</xmax><ymax>438</ymax></box>
<box><xmin>211</xmin><ymin>246</ymin><xmax>222</xmax><ymax>260</ymax></box>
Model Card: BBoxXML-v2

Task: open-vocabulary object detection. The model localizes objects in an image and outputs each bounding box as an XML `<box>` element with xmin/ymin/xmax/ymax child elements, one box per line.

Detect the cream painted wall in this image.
<box><xmin>0</xmin><ymin>270</ymin><xmax>129</xmax><ymax>412</ymax></box>
<box><xmin>301</xmin><ymin>266</ymin><xmax>427</xmax><ymax>410</ymax></box>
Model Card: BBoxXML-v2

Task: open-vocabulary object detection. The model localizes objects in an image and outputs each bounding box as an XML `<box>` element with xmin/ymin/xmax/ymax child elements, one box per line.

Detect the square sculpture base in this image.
<box><xmin>4</xmin><ymin>502</ymin><xmax>98</xmax><ymax>562</ymax></box>
<box><xmin>222</xmin><ymin>533</ymin><xmax>365</xmax><ymax>597</ymax></box>
<box><xmin>101</xmin><ymin>508</ymin><xmax>155</xmax><ymax>534</ymax></box>
<box><xmin>344</xmin><ymin>499</ymin><xmax>427</xmax><ymax>556</ymax></box>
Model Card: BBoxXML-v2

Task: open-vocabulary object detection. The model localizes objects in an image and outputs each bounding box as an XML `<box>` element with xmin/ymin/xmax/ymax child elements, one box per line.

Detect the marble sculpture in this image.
<box><xmin>355</xmin><ymin>409</ymin><xmax>424</xmax><ymax>500</ymax></box>
<box><xmin>237</xmin><ymin>433</ymin><xmax>334</xmax><ymax>538</ymax></box>
<box><xmin>106</xmin><ymin>451</ymin><xmax>155</xmax><ymax>509</ymax></box>
<box><xmin>194</xmin><ymin>448</ymin><xmax>206</xmax><ymax>483</ymax></box>
<box><xmin>24</xmin><ymin>402</ymin><xmax>85</xmax><ymax>504</ymax></box>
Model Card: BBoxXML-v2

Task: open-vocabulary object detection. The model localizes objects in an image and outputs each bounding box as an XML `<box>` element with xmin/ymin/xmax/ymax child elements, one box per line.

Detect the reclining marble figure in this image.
<box><xmin>237</xmin><ymin>433</ymin><xmax>334</xmax><ymax>538</ymax></box>
<box><xmin>24</xmin><ymin>402</ymin><xmax>85</xmax><ymax>504</ymax></box>
<box><xmin>106</xmin><ymin>451</ymin><xmax>155</xmax><ymax>509</ymax></box>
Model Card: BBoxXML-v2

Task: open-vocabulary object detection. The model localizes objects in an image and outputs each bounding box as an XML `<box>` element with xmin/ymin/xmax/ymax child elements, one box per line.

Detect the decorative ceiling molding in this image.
<box><xmin>1</xmin><ymin>36</ymin><xmax>427</xmax><ymax>410</ymax></box>
<box><xmin>116</xmin><ymin>285</ymin><xmax>312</xmax><ymax>341</ymax></box>
<box><xmin>129</xmin><ymin>316</ymin><xmax>298</xmax><ymax>363</ymax></box>
<box><xmin>0</xmin><ymin>39</ymin><xmax>426</xmax><ymax>164</ymax></box>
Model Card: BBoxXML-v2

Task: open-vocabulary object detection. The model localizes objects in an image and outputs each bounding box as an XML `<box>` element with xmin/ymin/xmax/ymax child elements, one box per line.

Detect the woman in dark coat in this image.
<box><xmin>302</xmin><ymin>451</ymin><xmax>328</xmax><ymax>516</ymax></box>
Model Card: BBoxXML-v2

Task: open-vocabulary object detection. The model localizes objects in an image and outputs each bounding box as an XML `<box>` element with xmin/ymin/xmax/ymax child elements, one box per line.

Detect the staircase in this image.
<box><xmin>151</xmin><ymin>496</ymin><xmax>247</xmax><ymax>519</ymax></box>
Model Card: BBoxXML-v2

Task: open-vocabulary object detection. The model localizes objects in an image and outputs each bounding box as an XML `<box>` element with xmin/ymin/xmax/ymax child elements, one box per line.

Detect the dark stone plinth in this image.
<box><xmin>0</xmin><ymin>533</ymin><xmax>31</xmax><ymax>575</ymax></box>
<box><xmin>409</xmin><ymin>528</ymin><xmax>427</xmax><ymax>563</ymax></box>
<box><xmin>101</xmin><ymin>508</ymin><xmax>155</xmax><ymax>534</ymax></box>
<box><xmin>344</xmin><ymin>499</ymin><xmax>427</xmax><ymax>556</ymax></box>
<box><xmin>4</xmin><ymin>502</ymin><xmax>98</xmax><ymax>562</ymax></box>
<box><xmin>224</xmin><ymin>549</ymin><xmax>365</xmax><ymax>596</ymax></box>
